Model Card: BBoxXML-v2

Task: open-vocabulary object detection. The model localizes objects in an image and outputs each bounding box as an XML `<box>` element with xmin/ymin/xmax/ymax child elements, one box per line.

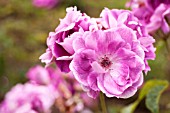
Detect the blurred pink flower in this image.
<box><xmin>39</xmin><ymin>6</ymin><xmax>98</xmax><ymax>72</ymax></box>
<box><xmin>32</xmin><ymin>0</ymin><xmax>58</xmax><ymax>9</ymax></box>
<box><xmin>27</xmin><ymin>65</ymin><xmax>97</xmax><ymax>113</ymax></box>
<box><xmin>147</xmin><ymin>4</ymin><xmax>170</xmax><ymax>34</ymax></box>
<box><xmin>70</xmin><ymin>30</ymin><xmax>145</xmax><ymax>98</ymax></box>
<box><xmin>26</xmin><ymin>65</ymin><xmax>62</xmax><ymax>89</ymax></box>
<box><xmin>26</xmin><ymin>65</ymin><xmax>51</xmax><ymax>85</ymax></box>
<box><xmin>127</xmin><ymin>0</ymin><xmax>170</xmax><ymax>34</ymax></box>
<box><xmin>0</xmin><ymin>83</ymin><xmax>55</xmax><ymax>113</ymax></box>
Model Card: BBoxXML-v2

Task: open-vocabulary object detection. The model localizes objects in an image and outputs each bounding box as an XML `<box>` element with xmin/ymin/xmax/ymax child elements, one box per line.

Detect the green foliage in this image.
<box><xmin>139</xmin><ymin>80</ymin><xmax>168</xmax><ymax>100</ymax></box>
<box><xmin>121</xmin><ymin>80</ymin><xmax>169</xmax><ymax>113</ymax></box>
<box><xmin>147</xmin><ymin>40</ymin><xmax>170</xmax><ymax>80</ymax></box>
<box><xmin>146</xmin><ymin>84</ymin><xmax>168</xmax><ymax>113</ymax></box>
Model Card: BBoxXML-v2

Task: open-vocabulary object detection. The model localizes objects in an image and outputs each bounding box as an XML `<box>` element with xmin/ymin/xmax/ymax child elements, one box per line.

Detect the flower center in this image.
<box><xmin>100</xmin><ymin>55</ymin><xmax>112</xmax><ymax>69</ymax></box>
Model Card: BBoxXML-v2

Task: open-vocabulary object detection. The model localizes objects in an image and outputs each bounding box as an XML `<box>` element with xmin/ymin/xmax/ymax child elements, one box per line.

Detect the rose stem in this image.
<box><xmin>100</xmin><ymin>92</ymin><xmax>108</xmax><ymax>113</ymax></box>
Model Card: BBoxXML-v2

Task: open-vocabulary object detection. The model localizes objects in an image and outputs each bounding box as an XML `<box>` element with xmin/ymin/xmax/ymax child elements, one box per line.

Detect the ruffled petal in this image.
<box><xmin>39</xmin><ymin>49</ymin><xmax>53</xmax><ymax>64</ymax></box>
<box><xmin>118</xmin><ymin>87</ymin><xmax>137</xmax><ymax>98</ymax></box>
<box><xmin>103</xmin><ymin>75</ymin><xmax>124</xmax><ymax>95</ymax></box>
<box><xmin>87</xmin><ymin>72</ymin><xmax>100</xmax><ymax>91</ymax></box>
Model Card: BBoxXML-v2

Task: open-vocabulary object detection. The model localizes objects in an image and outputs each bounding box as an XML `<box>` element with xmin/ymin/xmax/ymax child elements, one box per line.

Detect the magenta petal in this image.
<box><xmin>100</xmin><ymin>8</ymin><xmax>118</xmax><ymax>29</ymax></box>
<box><xmin>73</xmin><ymin>37</ymin><xmax>85</xmax><ymax>51</ymax></box>
<box><xmin>80</xmin><ymin>49</ymin><xmax>96</xmax><ymax>60</ymax></box>
<box><xmin>69</xmin><ymin>53</ymin><xmax>92</xmax><ymax>86</ymax></box>
<box><xmin>147</xmin><ymin>21</ymin><xmax>161</xmax><ymax>33</ymax></box>
<box><xmin>97</xmin><ymin>30</ymin><xmax>123</xmax><ymax>54</ymax></box>
<box><xmin>58</xmin><ymin>37</ymin><xmax>74</xmax><ymax>54</ymax></box>
<box><xmin>47</xmin><ymin>32</ymin><xmax>58</xmax><ymax>47</ymax></box>
<box><xmin>119</xmin><ymin>87</ymin><xmax>137</xmax><ymax>98</ymax></box>
<box><xmin>91</xmin><ymin>61</ymin><xmax>106</xmax><ymax>73</ymax></box>
<box><xmin>117</xmin><ymin>12</ymin><xmax>129</xmax><ymax>24</ymax></box>
<box><xmin>116</xmin><ymin>27</ymin><xmax>137</xmax><ymax>45</ymax></box>
<box><xmin>133</xmin><ymin>72</ymin><xmax>144</xmax><ymax>88</ymax></box>
<box><xmin>97</xmin><ymin>75</ymin><xmax>114</xmax><ymax>97</ymax></box>
<box><xmin>84</xmin><ymin>33</ymin><xmax>97</xmax><ymax>50</ymax></box>
<box><xmin>106</xmin><ymin>10</ymin><xmax>118</xmax><ymax>28</ymax></box>
<box><xmin>110</xmin><ymin>63</ymin><xmax>129</xmax><ymax>85</ymax></box>
<box><xmin>56</xmin><ymin>23</ymin><xmax>75</xmax><ymax>34</ymax></box>
<box><xmin>115</xmin><ymin>48</ymin><xmax>135</xmax><ymax>61</ymax></box>
<box><xmin>87</xmin><ymin>89</ymin><xmax>99</xmax><ymax>99</ymax></box>
<box><xmin>39</xmin><ymin>49</ymin><xmax>53</xmax><ymax>64</ymax></box>
<box><xmin>116</xmin><ymin>76</ymin><xmax>128</xmax><ymax>86</ymax></box>
<box><xmin>145</xmin><ymin>45</ymin><xmax>156</xmax><ymax>60</ymax></box>
<box><xmin>107</xmin><ymin>31</ymin><xmax>126</xmax><ymax>54</ymax></box>
<box><xmin>131</xmin><ymin>41</ymin><xmax>145</xmax><ymax>60</ymax></box>
<box><xmin>129</xmin><ymin>56</ymin><xmax>145</xmax><ymax>82</ymax></box>
<box><xmin>103</xmin><ymin>75</ymin><xmax>123</xmax><ymax>95</ymax></box>
<box><xmin>56</xmin><ymin>56</ymin><xmax>73</xmax><ymax>60</ymax></box>
<box><xmin>139</xmin><ymin>36</ymin><xmax>155</xmax><ymax>47</ymax></box>
<box><xmin>53</xmin><ymin>43</ymin><xmax>71</xmax><ymax>58</ymax></box>
<box><xmin>87</xmin><ymin>72</ymin><xmax>99</xmax><ymax>91</ymax></box>
<box><xmin>110</xmin><ymin>63</ymin><xmax>129</xmax><ymax>78</ymax></box>
<box><xmin>55</xmin><ymin>60</ymin><xmax>71</xmax><ymax>73</ymax></box>
<box><xmin>161</xmin><ymin>18</ymin><xmax>170</xmax><ymax>33</ymax></box>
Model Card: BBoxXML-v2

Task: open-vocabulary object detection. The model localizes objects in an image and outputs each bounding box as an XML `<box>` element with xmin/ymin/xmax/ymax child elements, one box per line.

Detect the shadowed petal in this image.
<box><xmin>55</xmin><ymin>60</ymin><xmax>71</xmax><ymax>73</ymax></box>
<box><xmin>97</xmin><ymin>75</ymin><xmax>114</xmax><ymax>97</ymax></box>
<box><xmin>119</xmin><ymin>87</ymin><xmax>137</xmax><ymax>98</ymax></box>
<box><xmin>103</xmin><ymin>75</ymin><xmax>124</xmax><ymax>95</ymax></box>
<box><xmin>87</xmin><ymin>72</ymin><xmax>100</xmax><ymax>91</ymax></box>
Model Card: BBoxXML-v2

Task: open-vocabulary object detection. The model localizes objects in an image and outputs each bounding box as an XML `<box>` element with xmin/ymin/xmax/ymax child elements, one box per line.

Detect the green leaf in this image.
<box><xmin>138</xmin><ymin>80</ymin><xmax>168</xmax><ymax>101</ymax></box>
<box><xmin>145</xmin><ymin>82</ymin><xmax>169</xmax><ymax>113</ymax></box>
<box><xmin>121</xmin><ymin>101</ymin><xmax>139</xmax><ymax>113</ymax></box>
<box><xmin>121</xmin><ymin>80</ymin><xmax>169</xmax><ymax>113</ymax></box>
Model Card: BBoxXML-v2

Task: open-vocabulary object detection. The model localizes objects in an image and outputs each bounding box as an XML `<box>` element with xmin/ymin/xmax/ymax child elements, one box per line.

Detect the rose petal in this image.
<box><xmin>119</xmin><ymin>87</ymin><xmax>137</xmax><ymax>98</ymax></box>
<box><xmin>87</xmin><ymin>72</ymin><xmax>100</xmax><ymax>91</ymax></box>
<box><xmin>91</xmin><ymin>61</ymin><xmax>106</xmax><ymax>73</ymax></box>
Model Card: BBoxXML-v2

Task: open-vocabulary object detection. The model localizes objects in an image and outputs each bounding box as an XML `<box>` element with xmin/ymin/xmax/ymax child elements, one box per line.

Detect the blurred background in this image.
<box><xmin>0</xmin><ymin>0</ymin><xmax>170</xmax><ymax>113</ymax></box>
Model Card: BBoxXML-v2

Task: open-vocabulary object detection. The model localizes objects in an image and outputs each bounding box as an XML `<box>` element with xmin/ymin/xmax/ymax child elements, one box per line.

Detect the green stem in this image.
<box><xmin>100</xmin><ymin>92</ymin><xmax>108</xmax><ymax>113</ymax></box>
<box><xmin>164</xmin><ymin>39</ymin><xmax>170</xmax><ymax>53</ymax></box>
<box><xmin>161</xmin><ymin>32</ymin><xmax>170</xmax><ymax>53</ymax></box>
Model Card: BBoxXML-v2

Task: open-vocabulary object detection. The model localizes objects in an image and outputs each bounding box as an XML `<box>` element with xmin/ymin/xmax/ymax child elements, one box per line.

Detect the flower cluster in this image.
<box><xmin>27</xmin><ymin>65</ymin><xmax>97</xmax><ymax>113</ymax></box>
<box><xmin>126</xmin><ymin>0</ymin><xmax>170</xmax><ymax>34</ymax></box>
<box><xmin>40</xmin><ymin>7</ymin><xmax>156</xmax><ymax>99</ymax></box>
<box><xmin>0</xmin><ymin>65</ymin><xmax>96</xmax><ymax>113</ymax></box>
<box><xmin>32</xmin><ymin>0</ymin><xmax>58</xmax><ymax>9</ymax></box>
